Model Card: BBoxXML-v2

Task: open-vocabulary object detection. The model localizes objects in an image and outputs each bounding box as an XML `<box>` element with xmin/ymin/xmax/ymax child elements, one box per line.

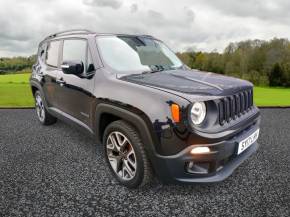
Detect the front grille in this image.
<box><xmin>218</xmin><ymin>89</ymin><xmax>253</xmax><ymax>125</ymax></box>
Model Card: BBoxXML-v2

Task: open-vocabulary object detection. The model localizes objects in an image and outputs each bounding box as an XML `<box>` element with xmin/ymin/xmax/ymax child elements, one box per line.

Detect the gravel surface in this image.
<box><xmin>0</xmin><ymin>109</ymin><xmax>289</xmax><ymax>217</ymax></box>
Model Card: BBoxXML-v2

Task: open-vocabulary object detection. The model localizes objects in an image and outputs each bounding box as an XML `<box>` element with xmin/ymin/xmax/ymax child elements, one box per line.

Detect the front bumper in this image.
<box><xmin>153</xmin><ymin>122</ymin><xmax>260</xmax><ymax>183</ymax></box>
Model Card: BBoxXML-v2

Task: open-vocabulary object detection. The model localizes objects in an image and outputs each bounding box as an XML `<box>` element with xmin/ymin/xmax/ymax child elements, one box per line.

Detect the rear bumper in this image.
<box><xmin>152</xmin><ymin>122</ymin><xmax>260</xmax><ymax>183</ymax></box>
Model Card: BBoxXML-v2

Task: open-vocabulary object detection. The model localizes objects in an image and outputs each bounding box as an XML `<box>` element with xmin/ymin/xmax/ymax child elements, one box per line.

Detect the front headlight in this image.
<box><xmin>190</xmin><ymin>102</ymin><xmax>206</xmax><ymax>125</ymax></box>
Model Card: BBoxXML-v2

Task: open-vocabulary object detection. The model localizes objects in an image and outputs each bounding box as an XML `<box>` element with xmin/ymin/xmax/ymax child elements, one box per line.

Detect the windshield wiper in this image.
<box><xmin>141</xmin><ymin>69</ymin><xmax>164</xmax><ymax>74</ymax></box>
<box><xmin>141</xmin><ymin>65</ymin><xmax>166</xmax><ymax>74</ymax></box>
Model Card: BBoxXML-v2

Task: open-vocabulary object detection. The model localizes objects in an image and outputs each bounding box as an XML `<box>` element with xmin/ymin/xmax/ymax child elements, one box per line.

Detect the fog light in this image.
<box><xmin>190</xmin><ymin>146</ymin><xmax>210</xmax><ymax>154</ymax></box>
<box><xmin>187</xmin><ymin>161</ymin><xmax>209</xmax><ymax>174</ymax></box>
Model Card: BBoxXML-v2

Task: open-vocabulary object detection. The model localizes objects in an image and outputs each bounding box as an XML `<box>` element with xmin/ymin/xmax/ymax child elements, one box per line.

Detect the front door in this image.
<box><xmin>56</xmin><ymin>39</ymin><xmax>95</xmax><ymax>127</ymax></box>
<box><xmin>42</xmin><ymin>40</ymin><xmax>62</xmax><ymax>108</ymax></box>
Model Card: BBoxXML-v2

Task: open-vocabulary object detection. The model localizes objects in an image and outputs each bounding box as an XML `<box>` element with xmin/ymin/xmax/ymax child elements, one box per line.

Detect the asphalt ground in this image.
<box><xmin>0</xmin><ymin>109</ymin><xmax>289</xmax><ymax>217</ymax></box>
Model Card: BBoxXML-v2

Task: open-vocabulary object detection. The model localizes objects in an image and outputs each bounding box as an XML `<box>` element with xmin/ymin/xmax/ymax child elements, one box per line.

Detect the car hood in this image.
<box><xmin>119</xmin><ymin>69</ymin><xmax>253</xmax><ymax>101</ymax></box>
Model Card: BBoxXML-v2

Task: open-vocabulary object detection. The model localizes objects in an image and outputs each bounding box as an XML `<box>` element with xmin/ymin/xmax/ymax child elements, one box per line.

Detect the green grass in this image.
<box><xmin>0</xmin><ymin>73</ymin><xmax>290</xmax><ymax>107</ymax></box>
<box><xmin>0</xmin><ymin>73</ymin><xmax>31</xmax><ymax>84</ymax></box>
<box><xmin>0</xmin><ymin>73</ymin><xmax>34</xmax><ymax>107</ymax></box>
<box><xmin>254</xmin><ymin>87</ymin><xmax>290</xmax><ymax>106</ymax></box>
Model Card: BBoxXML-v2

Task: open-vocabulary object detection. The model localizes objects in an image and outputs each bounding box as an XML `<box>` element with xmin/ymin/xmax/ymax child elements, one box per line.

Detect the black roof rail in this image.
<box><xmin>139</xmin><ymin>34</ymin><xmax>154</xmax><ymax>38</ymax></box>
<box><xmin>44</xmin><ymin>29</ymin><xmax>95</xmax><ymax>40</ymax></box>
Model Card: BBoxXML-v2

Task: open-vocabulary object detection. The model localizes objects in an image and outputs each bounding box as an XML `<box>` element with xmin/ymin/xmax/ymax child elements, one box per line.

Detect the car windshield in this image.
<box><xmin>96</xmin><ymin>36</ymin><xmax>183</xmax><ymax>73</ymax></box>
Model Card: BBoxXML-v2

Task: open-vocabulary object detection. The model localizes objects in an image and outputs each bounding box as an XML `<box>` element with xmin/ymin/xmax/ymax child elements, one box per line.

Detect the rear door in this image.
<box><xmin>42</xmin><ymin>40</ymin><xmax>62</xmax><ymax>108</ymax></box>
<box><xmin>56</xmin><ymin>38</ymin><xmax>96</xmax><ymax>127</ymax></box>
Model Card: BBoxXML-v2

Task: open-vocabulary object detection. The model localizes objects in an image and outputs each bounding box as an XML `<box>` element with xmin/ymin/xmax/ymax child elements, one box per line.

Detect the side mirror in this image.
<box><xmin>61</xmin><ymin>61</ymin><xmax>84</xmax><ymax>75</ymax></box>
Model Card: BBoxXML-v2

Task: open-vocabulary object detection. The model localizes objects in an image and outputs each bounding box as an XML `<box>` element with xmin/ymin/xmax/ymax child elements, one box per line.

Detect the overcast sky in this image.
<box><xmin>1</xmin><ymin>0</ymin><xmax>290</xmax><ymax>57</ymax></box>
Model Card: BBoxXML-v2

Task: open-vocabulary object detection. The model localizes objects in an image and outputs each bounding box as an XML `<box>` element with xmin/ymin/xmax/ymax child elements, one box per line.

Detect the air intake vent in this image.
<box><xmin>218</xmin><ymin>89</ymin><xmax>253</xmax><ymax>125</ymax></box>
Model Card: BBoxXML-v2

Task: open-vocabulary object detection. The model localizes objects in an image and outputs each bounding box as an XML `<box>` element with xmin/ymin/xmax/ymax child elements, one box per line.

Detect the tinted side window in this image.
<box><xmin>46</xmin><ymin>41</ymin><xmax>60</xmax><ymax>67</ymax></box>
<box><xmin>38</xmin><ymin>43</ymin><xmax>46</xmax><ymax>63</ymax></box>
<box><xmin>63</xmin><ymin>40</ymin><xmax>86</xmax><ymax>66</ymax></box>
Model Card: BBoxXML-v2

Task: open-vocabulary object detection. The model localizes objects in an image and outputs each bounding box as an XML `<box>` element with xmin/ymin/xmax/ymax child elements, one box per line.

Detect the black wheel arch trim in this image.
<box><xmin>94</xmin><ymin>103</ymin><xmax>158</xmax><ymax>154</ymax></box>
<box><xmin>30</xmin><ymin>80</ymin><xmax>48</xmax><ymax>108</ymax></box>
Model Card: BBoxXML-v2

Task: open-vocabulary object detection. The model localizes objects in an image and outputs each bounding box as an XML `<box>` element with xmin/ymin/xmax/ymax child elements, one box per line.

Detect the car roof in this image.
<box><xmin>42</xmin><ymin>29</ymin><xmax>156</xmax><ymax>43</ymax></box>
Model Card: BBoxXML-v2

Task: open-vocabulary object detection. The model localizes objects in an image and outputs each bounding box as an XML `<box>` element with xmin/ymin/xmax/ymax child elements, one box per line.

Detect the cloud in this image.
<box><xmin>82</xmin><ymin>0</ymin><xmax>122</xmax><ymax>9</ymax></box>
<box><xmin>0</xmin><ymin>0</ymin><xmax>290</xmax><ymax>56</ymax></box>
<box><xmin>130</xmin><ymin>3</ymin><xmax>138</xmax><ymax>13</ymax></box>
<box><xmin>203</xmin><ymin>0</ymin><xmax>290</xmax><ymax>25</ymax></box>
<box><xmin>184</xmin><ymin>7</ymin><xmax>195</xmax><ymax>23</ymax></box>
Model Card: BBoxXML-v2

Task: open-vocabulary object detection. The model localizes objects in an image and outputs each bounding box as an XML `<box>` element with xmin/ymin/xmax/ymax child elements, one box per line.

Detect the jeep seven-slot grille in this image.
<box><xmin>218</xmin><ymin>89</ymin><xmax>253</xmax><ymax>125</ymax></box>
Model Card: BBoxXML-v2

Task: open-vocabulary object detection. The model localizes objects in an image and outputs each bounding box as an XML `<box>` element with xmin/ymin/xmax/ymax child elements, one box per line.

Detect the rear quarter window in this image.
<box><xmin>38</xmin><ymin>43</ymin><xmax>46</xmax><ymax>63</ymax></box>
<box><xmin>46</xmin><ymin>41</ymin><xmax>60</xmax><ymax>67</ymax></box>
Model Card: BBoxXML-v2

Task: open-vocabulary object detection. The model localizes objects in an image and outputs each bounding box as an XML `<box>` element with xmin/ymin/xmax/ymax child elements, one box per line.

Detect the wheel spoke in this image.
<box><xmin>111</xmin><ymin>134</ymin><xmax>120</xmax><ymax>152</ymax></box>
<box><xmin>106</xmin><ymin>137</ymin><xmax>114</xmax><ymax>150</ymax></box>
<box><xmin>116</xmin><ymin>157</ymin><xmax>123</xmax><ymax>173</ymax></box>
<box><xmin>127</xmin><ymin>156</ymin><xmax>136</xmax><ymax>170</ymax></box>
<box><xmin>123</xmin><ymin>159</ymin><xmax>135</xmax><ymax>178</ymax></box>
<box><xmin>116</xmin><ymin>133</ymin><xmax>128</xmax><ymax>150</ymax></box>
<box><xmin>126</xmin><ymin>148</ymin><xmax>134</xmax><ymax>158</ymax></box>
<box><xmin>121</xmin><ymin>165</ymin><xmax>127</xmax><ymax>178</ymax></box>
<box><xmin>115</xmin><ymin>133</ymin><xmax>123</xmax><ymax>146</ymax></box>
<box><xmin>36</xmin><ymin>97</ymin><xmax>41</xmax><ymax>105</ymax></box>
<box><xmin>108</xmin><ymin>155</ymin><xmax>118</xmax><ymax>171</ymax></box>
<box><xmin>40</xmin><ymin>108</ymin><xmax>44</xmax><ymax>118</ymax></box>
<box><xmin>108</xmin><ymin>154</ymin><xmax>122</xmax><ymax>173</ymax></box>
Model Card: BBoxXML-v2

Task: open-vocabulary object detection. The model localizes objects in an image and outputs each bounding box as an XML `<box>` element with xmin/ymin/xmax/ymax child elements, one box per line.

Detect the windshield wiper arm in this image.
<box><xmin>141</xmin><ymin>69</ymin><xmax>164</xmax><ymax>74</ymax></box>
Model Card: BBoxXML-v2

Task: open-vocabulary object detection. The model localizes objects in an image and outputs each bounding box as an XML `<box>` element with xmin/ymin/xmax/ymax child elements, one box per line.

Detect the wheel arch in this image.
<box><xmin>31</xmin><ymin>85</ymin><xmax>38</xmax><ymax>96</ymax></box>
<box><xmin>30</xmin><ymin>81</ymin><xmax>49</xmax><ymax>108</ymax></box>
<box><xmin>94</xmin><ymin>103</ymin><xmax>158</xmax><ymax>156</ymax></box>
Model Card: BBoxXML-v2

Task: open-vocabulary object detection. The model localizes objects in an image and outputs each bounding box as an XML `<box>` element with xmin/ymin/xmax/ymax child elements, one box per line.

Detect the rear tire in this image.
<box><xmin>103</xmin><ymin>120</ymin><xmax>153</xmax><ymax>188</ymax></box>
<box><xmin>34</xmin><ymin>90</ymin><xmax>57</xmax><ymax>125</ymax></box>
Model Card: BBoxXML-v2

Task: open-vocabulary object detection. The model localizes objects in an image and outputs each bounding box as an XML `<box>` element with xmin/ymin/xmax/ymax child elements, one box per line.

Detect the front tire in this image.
<box><xmin>34</xmin><ymin>91</ymin><xmax>57</xmax><ymax>125</ymax></box>
<box><xmin>103</xmin><ymin>120</ymin><xmax>153</xmax><ymax>188</ymax></box>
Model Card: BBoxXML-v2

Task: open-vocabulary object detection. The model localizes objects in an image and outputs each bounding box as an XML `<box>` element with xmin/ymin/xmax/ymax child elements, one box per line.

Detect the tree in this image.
<box><xmin>176</xmin><ymin>38</ymin><xmax>290</xmax><ymax>87</ymax></box>
<box><xmin>269</xmin><ymin>63</ymin><xmax>284</xmax><ymax>86</ymax></box>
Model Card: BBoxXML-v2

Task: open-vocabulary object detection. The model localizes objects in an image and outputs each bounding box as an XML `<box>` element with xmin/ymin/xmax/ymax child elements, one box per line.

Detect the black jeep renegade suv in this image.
<box><xmin>30</xmin><ymin>29</ymin><xmax>261</xmax><ymax>188</ymax></box>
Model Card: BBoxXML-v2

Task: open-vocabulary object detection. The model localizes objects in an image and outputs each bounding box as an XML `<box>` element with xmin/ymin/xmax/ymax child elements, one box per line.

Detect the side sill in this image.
<box><xmin>48</xmin><ymin>107</ymin><xmax>94</xmax><ymax>135</ymax></box>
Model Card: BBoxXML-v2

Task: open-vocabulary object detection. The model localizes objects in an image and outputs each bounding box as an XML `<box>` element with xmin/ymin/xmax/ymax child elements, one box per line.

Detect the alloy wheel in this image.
<box><xmin>106</xmin><ymin>131</ymin><xmax>137</xmax><ymax>181</ymax></box>
<box><xmin>35</xmin><ymin>94</ymin><xmax>45</xmax><ymax>122</ymax></box>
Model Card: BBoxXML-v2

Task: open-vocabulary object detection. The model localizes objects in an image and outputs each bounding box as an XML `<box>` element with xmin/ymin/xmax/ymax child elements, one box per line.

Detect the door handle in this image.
<box><xmin>61</xmin><ymin>64</ymin><xmax>69</xmax><ymax>69</ymax></box>
<box><xmin>56</xmin><ymin>78</ymin><xmax>66</xmax><ymax>86</ymax></box>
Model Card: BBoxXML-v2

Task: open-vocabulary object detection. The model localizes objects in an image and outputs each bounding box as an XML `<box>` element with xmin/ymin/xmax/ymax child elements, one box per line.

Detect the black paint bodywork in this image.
<box><xmin>30</xmin><ymin>32</ymin><xmax>261</xmax><ymax>183</ymax></box>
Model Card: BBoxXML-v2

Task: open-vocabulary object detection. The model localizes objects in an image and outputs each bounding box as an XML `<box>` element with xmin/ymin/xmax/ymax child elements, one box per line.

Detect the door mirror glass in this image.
<box><xmin>61</xmin><ymin>61</ymin><xmax>84</xmax><ymax>75</ymax></box>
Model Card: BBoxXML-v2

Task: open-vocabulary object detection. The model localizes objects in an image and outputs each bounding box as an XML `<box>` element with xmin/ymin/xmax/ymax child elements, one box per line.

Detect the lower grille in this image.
<box><xmin>218</xmin><ymin>89</ymin><xmax>253</xmax><ymax>125</ymax></box>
